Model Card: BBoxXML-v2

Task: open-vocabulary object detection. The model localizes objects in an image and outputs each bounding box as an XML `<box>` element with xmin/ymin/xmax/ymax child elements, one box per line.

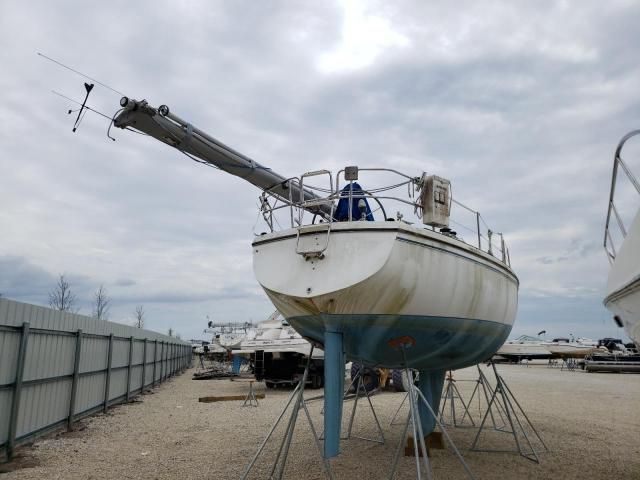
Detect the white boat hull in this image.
<box><xmin>545</xmin><ymin>344</ymin><xmax>600</xmax><ymax>358</ymax></box>
<box><xmin>253</xmin><ymin>222</ymin><xmax>518</xmax><ymax>370</ymax></box>
<box><xmin>497</xmin><ymin>342</ymin><xmax>551</xmax><ymax>360</ymax></box>
<box><xmin>605</xmin><ymin>210</ymin><xmax>640</xmax><ymax>349</ymax></box>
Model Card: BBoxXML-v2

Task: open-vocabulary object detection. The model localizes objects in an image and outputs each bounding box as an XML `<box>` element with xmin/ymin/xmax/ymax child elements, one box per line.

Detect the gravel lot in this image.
<box><xmin>2</xmin><ymin>362</ymin><xmax>639</xmax><ymax>479</ymax></box>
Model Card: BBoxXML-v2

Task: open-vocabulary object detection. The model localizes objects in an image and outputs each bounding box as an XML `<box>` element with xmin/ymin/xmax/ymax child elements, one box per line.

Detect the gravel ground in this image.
<box><xmin>2</xmin><ymin>362</ymin><xmax>639</xmax><ymax>479</ymax></box>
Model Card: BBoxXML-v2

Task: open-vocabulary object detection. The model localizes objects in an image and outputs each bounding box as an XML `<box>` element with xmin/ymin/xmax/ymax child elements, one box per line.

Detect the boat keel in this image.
<box><xmin>323</xmin><ymin>330</ymin><xmax>344</xmax><ymax>458</ymax></box>
<box><xmin>417</xmin><ymin>369</ymin><xmax>445</xmax><ymax>435</ymax></box>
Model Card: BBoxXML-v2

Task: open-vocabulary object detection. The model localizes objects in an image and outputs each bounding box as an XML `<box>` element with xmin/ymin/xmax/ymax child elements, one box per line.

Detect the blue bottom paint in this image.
<box><xmin>323</xmin><ymin>331</ymin><xmax>344</xmax><ymax>458</ymax></box>
<box><xmin>288</xmin><ymin>314</ymin><xmax>511</xmax><ymax>371</ymax></box>
<box><xmin>232</xmin><ymin>355</ymin><xmax>244</xmax><ymax>374</ymax></box>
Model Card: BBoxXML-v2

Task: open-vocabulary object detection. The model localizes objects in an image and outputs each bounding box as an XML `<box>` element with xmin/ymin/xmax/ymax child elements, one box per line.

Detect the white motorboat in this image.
<box><xmin>544</xmin><ymin>337</ymin><xmax>602</xmax><ymax>358</ymax></box>
<box><xmin>496</xmin><ymin>334</ymin><xmax>552</xmax><ymax>361</ymax></box>
<box><xmin>235</xmin><ymin>311</ymin><xmax>321</xmax><ymax>357</ymax></box>
<box><xmin>111</xmin><ymin>97</ymin><xmax>518</xmax><ymax>458</ymax></box>
<box><xmin>206</xmin><ymin>321</ymin><xmax>255</xmax><ymax>351</ymax></box>
<box><xmin>604</xmin><ymin>130</ymin><xmax>640</xmax><ymax>349</ymax></box>
<box><xmin>234</xmin><ymin>311</ymin><xmax>325</xmax><ymax>387</ymax></box>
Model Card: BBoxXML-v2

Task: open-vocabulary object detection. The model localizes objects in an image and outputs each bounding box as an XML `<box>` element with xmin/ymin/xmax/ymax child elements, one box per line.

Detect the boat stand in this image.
<box><xmin>340</xmin><ymin>363</ymin><xmax>385</xmax><ymax>444</ymax></box>
<box><xmin>439</xmin><ymin>371</ymin><xmax>475</xmax><ymax>428</ymax></box>
<box><xmin>463</xmin><ymin>365</ymin><xmax>508</xmax><ymax>430</ymax></box>
<box><xmin>241</xmin><ymin>347</ymin><xmax>335</xmax><ymax>480</ymax></box>
<box><xmin>561</xmin><ymin>358</ymin><xmax>578</xmax><ymax>371</ymax></box>
<box><xmin>242</xmin><ymin>380</ymin><xmax>259</xmax><ymax>407</ymax></box>
<box><xmin>470</xmin><ymin>362</ymin><xmax>548</xmax><ymax>463</ymax></box>
<box><xmin>389</xmin><ymin>390</ymin><xmax>409</xmax><ymax>426</ymax></box>
<box><xmin>387</xmin><ymin>344</ymin><xmax>474</xmax><ymax>480</ymax></box>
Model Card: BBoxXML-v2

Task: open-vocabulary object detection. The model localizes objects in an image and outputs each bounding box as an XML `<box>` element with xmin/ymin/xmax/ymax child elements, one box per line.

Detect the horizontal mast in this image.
<box><xmin>113</xmin><ymin>98</ymin><xmax>328</xmax><ymax>216</ymax></box>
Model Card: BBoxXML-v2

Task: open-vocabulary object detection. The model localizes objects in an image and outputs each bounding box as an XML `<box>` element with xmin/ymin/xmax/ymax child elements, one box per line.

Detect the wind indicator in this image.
<box><xmin>70</xmin><ymin>82</ymin><xmax>94</xmax><ymax>132</ymax></box>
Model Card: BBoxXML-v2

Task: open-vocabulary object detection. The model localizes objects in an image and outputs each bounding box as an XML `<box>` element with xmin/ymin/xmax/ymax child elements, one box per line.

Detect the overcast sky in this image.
<box><xmin>1</xmin><ymin>0</ymin><xmax>639</xmax><ymax>342</ymax></box>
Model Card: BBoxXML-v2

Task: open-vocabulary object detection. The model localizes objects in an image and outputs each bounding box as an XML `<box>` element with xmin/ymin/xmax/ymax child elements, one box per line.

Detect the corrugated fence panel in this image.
<box><xmin>0</xmin><ymin>298</ymin><xmax>191</xmax><ymax>459</ymax></box>
<box><xmin>17</xmin><ymin>380</ymin><xmax>72</xmax><ymax>438</ymax></box>
<box><xmin>0</xmin><ymin>330</ymin><xmax>20</xmax><ymax>385</ymax></box>
<box><xmin>0</xmin><ymin>390</ymin><xmax>12</xmax><ymax>447</ymax></box>
<box><xmin>75</xmin><ymin>373</ymin><xmax>106</xmax><ymax>414</ymax></box>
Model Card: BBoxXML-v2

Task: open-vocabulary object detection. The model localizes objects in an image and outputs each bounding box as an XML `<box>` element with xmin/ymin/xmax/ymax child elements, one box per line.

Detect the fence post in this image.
<box><xmin>7</xmin><ymin>322</ymin><xmax>30</xmax><ymax>460</ymax></box>
<box><xmin>153</xmin><ymin>340</ymin><xmax>158</xmax><ymax>387</ymax></box>
<box><xmin>67</xmin><ymin>329</ymin><xmax>83</xmax><ymax>430</ymax></box>
<box><xmin>104</xmin><ymin>334</ymin><xmax>113</xmax><ymax>413</ymax></box>
<box><xmin>158</xmin><ymin>340</ymin><xmax>164</xmax><ymax>385</ymax></box>
<box><xmin>126</xmin><ymin>336</ymin><xmax>133</xmax><ymax>402</ymax></box>
<box><xmin>141</xmin><ymin>339</ymin><xmax>147</xmax><ymax>394</ymax></box>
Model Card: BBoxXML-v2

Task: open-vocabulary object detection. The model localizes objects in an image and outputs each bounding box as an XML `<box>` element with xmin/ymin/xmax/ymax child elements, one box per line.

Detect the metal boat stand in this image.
<box><xmin>560</xmin><ymin>358</ymin><xmax>578</xmax><ymax>371</ymax></box>
<box><xmin>387</xmin><ymin>345</ymin><xmax>474</xmax><ymax>480</ymax></box>
<box><xmin>470</xmin><ymin>362</ymin><xmax>548</xmax><ymax>463</ymax></box>
<box><xmin>241</xmin><ymin>347</ymin><xmax>335</xmax><ymax>480</ymax></box>
<box><xmin>242</xmin><ymin>380</ymin><xmax>259</xmax><ymax>407</ymax></box>
<box><xmin>463</xmin><ymin>364</ymin><xmax>507</xmax><ymax>430</ymax></box>
<box><xmin>389</xmin><ymin>390</ymin><xmax>409</xmax><ymax>426</ymax></box>
<box><xmin>339</xmin><ymin>362</ymin><xmax>385</xmax><ymax>444</ymax></box>
<box><xmin>439</xmin><ymin>371</ymin><xmax>475</xmax><ymax>428</ymax></box>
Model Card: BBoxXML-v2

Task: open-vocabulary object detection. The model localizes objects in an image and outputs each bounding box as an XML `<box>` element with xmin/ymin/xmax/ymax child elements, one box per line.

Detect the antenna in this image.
<box><xmin>71</xmin><ymin>83</ymin><xmax>94</xmax><ymax>132</ymax></box>
<box><xmin>37</xmin><ymin>52</ymin><xmax>127</xmax><ymax>97</ymax></box>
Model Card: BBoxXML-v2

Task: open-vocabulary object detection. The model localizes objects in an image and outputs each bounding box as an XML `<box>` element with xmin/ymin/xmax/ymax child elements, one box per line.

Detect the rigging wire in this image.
<box><xmin>38</xmin><ymin>52</ymin><xmax>127</xmax><ymax>97</ymax></box>
<box><xmin>52</xmin><ymin>90</ymin><xmax>113</xmax><ymax>121</ymax></box>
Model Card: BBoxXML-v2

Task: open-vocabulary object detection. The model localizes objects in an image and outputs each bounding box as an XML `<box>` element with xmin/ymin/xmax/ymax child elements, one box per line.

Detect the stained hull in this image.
<box><xmin>605</xmin><ymin>210</ymin><xmax>640</xmax><ymax>349</ymax></box>
<box><xmin>253</xmin><ymin>222</ymin><xmax>519</xmax><ymax>370</ymax></box>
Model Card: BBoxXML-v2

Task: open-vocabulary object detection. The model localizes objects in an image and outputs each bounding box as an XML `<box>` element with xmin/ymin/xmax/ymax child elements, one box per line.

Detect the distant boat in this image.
<box><xmin>604</xmin><ymin>130</ymin><xmax>640</xmax><ymax>349</ymax></box>
<box><xmin>544</xmin><ymin>337</ymin><xmax>602</xmax><ymax>358</ymax></box>
<box><xmin>206</xmin><ymin>322</ymin><xmax>256</xmax><ymax>351</ymax></box>
<box><xmin>234</xmin><ymin>311</ymin><xmax>324</xmax><ymax>388</ymax></box>
<box><xmin>496</xmin><ymin>334</ymin><xmax>552</xmax><ymax>361</ymax></box>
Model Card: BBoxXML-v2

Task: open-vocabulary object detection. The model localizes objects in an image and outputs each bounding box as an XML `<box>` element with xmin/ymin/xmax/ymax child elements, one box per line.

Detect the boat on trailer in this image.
<box><xmin>604</xmin><ymin>130</ymin><xmax>640</xmax><ymax>350</ymax></box>
<box><xmin>111</xmin><ymin>98</ymin><xmax>519</xmax><ymax>458</ymax></box>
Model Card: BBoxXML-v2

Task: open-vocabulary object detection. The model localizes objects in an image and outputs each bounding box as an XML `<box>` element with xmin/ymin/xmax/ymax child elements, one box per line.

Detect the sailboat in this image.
<box><xmin>604</xmin><ymin>130</ymin><xmax>640</xmax><ymax>349</ymax></box>
<box><xmin>110</xmin><ymin>98</ymin><xmax>519</xmax><ymax>457</ymax></box>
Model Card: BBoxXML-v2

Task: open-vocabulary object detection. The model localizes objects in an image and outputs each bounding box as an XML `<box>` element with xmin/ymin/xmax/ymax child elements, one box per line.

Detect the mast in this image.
<box><xmin>113</xmin><ymin>98</ymin><xmax>329</xmax><ymax>216</ymax></box>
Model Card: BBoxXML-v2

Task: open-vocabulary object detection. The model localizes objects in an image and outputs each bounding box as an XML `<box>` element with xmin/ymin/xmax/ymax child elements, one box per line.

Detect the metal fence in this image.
<box><xmin>0</xmin><ymin>298</ymin><xmax>192</xmax><ymax>460</ymax></box>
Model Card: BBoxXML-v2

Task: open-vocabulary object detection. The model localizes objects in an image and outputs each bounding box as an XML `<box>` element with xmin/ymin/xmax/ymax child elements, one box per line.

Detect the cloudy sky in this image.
<box><xmin>1</xmin><ymin>0</ymin><xmax>639</xmax><ymax>342</ymax></box>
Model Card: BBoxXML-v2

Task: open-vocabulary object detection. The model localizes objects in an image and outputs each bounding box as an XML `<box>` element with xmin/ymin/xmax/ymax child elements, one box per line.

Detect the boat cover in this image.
<box><xmin>334</xmin><ymin>183</ymin><xmax>374</xmax><ymax>221</ymax></box>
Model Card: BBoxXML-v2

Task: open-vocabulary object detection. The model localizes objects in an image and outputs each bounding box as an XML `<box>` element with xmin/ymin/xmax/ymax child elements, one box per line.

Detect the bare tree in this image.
<box><xmin>134</xmin><ymin>305</ymin><xmax>145</xmax><ymax>328</ymax></box>
<box><xmin>48</xmin><ymin>274</ymin><xmax>77</xmax><ymax>312</ymax></box>
<box><xmin>92</xmin><ymin>285</ymin><xmax>111</xmax><ymax>320</ymax></box>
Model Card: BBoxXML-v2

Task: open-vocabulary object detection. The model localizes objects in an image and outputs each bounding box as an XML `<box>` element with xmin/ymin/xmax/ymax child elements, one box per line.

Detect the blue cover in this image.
<box><xmin>334</xmin><ymin>182</ymin><xmax>374</xmax><ymax>221</ymax></box>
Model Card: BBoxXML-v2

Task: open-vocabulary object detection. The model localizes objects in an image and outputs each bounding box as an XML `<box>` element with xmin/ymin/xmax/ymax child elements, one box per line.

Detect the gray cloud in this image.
<box><xmin>1</xmin><ymin>0</ymin><xmax>638</xmax><ymax>341</ymax></box>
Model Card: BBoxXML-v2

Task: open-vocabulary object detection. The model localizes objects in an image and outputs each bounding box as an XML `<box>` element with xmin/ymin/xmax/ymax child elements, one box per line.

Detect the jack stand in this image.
<box><xmin>241</xmin><ymin>347</ymin><xmax>335</xmax><ymax>480</ymax></box>
<box><xmin>463</xmin><ymin>365</ymin><xmax>507</xmax><ymax>430</ymax></box>
<box><xmin>470</xmin><ymin>362</ymin><xmax>548</xmax><ymax>463</ymax></box>
<box><xmin>242</xmin><ymin>381</ymin><xmax>259</xmax><ymax>407</ymax></box>
<box><xmin>439</xmin><ymin>371</ymin><xmax>475</xmax><ymax>428</ymax></box>
<box><xmin>561</xmin><ymin>358</ymin><xmax>578</xmax><ymax>371</ymax></box>
<box><xmin>389</xmin><ymin>391</ymin><xmax>409</xmax><ymax>426</ymax></box>
<box><xmin>387</xmin><ymin>342</ymin><xmax>474</xmax><ymax>480</ymax></box>
<box><xmin>389</xmin><ymin>369</ymin><xmax>418</xmax><ymax>426</ymax></box>
<box><xmin>341</xmin><ymin>362</ymin><xmax>385</xmax><ymax>444</ymax></box>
